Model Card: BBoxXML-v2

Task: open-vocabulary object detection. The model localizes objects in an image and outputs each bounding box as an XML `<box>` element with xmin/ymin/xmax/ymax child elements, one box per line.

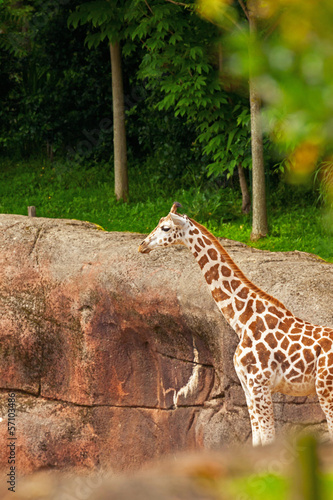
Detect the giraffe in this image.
<box><xmin>138</xmin><ymin>202</ymin><xmax>333</xmax><ymax>446</ymax></box>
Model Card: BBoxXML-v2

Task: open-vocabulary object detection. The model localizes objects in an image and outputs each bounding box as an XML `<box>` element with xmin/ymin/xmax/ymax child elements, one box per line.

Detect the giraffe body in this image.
<box><xmin>138</xmin><ymin>204</ymin><xmax>333</xmax><ymax>445</ymax></box>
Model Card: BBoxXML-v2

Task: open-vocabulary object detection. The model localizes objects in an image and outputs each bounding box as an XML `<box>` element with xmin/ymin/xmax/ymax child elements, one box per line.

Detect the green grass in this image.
<box><xmin>224</xmin><ymin>472</ymin><xmax>333</xmax><ymax>500</ymax></box>
<box><xmin>0</xmin><ymin>157</ymin><xmax>332</xmax><ymax>261</ymax></box>
<box><xmin>224</xmin><ymin>473</ymin><xmax>287</xmax><ymax>500</ymax></box>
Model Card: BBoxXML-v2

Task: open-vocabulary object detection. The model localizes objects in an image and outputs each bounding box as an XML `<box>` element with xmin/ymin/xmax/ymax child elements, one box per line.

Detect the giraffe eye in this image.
<box><xmin>161</xmin><ymin>226</ymin><xmax>170</xmax><ymax>232</ymax></box>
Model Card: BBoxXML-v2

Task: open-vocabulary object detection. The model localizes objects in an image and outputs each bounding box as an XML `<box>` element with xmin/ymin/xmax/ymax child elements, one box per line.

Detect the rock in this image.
<box><xmin>2</xmin><ymin>442</ymin><xmax>333</xmax><ymax>500</ymax></box>
<box><xmin>0</xmin><ymin>447</ymin><xmax>285</xmax><ymax>500</ymax></box>
<box><xmin>0</xmin><ymin>214</ymin><xmax>332</xmax><ymax>473</ymax></box>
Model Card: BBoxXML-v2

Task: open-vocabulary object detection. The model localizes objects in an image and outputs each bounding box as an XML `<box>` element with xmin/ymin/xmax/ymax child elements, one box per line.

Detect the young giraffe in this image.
<box><xmin>138</xmin><ymin>202</ymin><xmax>333</xmax><ymax>446</ymax></box>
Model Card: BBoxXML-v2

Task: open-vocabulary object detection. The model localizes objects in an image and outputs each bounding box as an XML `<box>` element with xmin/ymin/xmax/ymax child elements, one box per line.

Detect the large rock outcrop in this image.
<box><xmin>0</xmin><ymin>214</ymin><xmax>332</xmax><ymax>473</ymax></box>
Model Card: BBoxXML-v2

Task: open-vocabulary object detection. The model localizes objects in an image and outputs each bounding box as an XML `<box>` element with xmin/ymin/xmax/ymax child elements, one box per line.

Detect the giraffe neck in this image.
<box><xmin>185</xmin><ymin>219</ymin><xmax>292</xmax><ymax>337</ymax></box>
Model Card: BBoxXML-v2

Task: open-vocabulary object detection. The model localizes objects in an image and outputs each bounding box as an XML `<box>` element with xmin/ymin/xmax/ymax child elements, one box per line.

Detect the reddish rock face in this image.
<box><xmin>0</xmin><ymin>214</ymin><xmax>332</xmax><ymax>473</ymax></box>
<box><xmin>0</xmin><ymin>216</ymin><xmax>217</xmax><ymax>474</ymax></box>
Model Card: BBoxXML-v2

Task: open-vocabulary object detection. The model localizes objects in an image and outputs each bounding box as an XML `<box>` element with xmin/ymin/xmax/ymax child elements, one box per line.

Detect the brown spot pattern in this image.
<box><xmin>280</xmin><ymin>318</ymin><xmax>295</xmax><ymax>333</ymax></box>
<box><xmin>268</xmin><ymin>306</ymin><xmax>284</xmax><ymax>319</ymax></box>
<box><xmin>289</xmin><ymin>334</ymin><xmax>301</xmax><ymax>341</ymax></box>
<box><xmin>224</xmin><ymin>303</ymin><xmax>235</xmax><ymax>320</ymax></box>
<box><xmin>239</xmin><ymin>300</ymin><xmax>254</xmax><ymax>325</ymax></box>
<box><xmin>257</xmin><ymin>344</ymin><xmax>271</xmax><ymax>369</ymax></box>
<box><xmin>288</xmin><ymin>343</ymin><xmax>301</xmax><ymax>355</ymax></box>
<box><xmin>231</xmin><ymin>279</ymin><xmax>241</xmax><ymax>291</ymax></box>
<box><xmin>238</xmin><ymin>287</ymin><xmax>250</xmax><ymax>299</ymax></box>
<box><xmin>265</xmin><ymin>314</ymin><xmax>278</xmax><ymax>330</ymax></box>
<box><xmin>290</xmin><ymin>353</ymin><xmax>300</xmax><ymax>363</ymax></box>
<box><xmin>249</xmin><ymin>317</ymin><xmax>266</xmax><ymax>339</ymax></box>
<box><xmin>256</xmin><ymin>301</ymin><xmax>265</xmax><ymax>314</ymax></box>
<box><xmin>212</xmin><ymin>287</ymin><xmax>229</xmax><ymax>302</ymax></box>
<box><xmin>320</xmin><ymin>338</ymin><xmax>333</xmax><ymax>352</ymax></box>
<box><xmin>305</xmin><ymin>363</ymin><xmax>315</xmax><ymax>375</ymax></box>
<box><xmin>221</xmin><ymin>266</ymin><xmax>231</xmax><ymax>277</ymax></box>
<box><xmin>197</xmin><ymin>237</ymin><xmax>205</xmax><ymax>248</ymax></box>
<box><xmin>198</xmin><ymin>254</ymin><xmax>209</xmax><ymax>269</ymax></box>
<box><xmin>242</xmin><ymin>335</ymin><xmax>253</xmax><ymax>348</ymax></box>
<box><xmin>207</xmin><ymin>248</ymin><xmax>218</xmax><ymax>260</ymax></box>
<box><xmin>204</xmin><ymin>263</ymin><xmax>220</xmax><ymax>285</ymax></box>
<box><xmin>235</xmin><ymin>298</ymin><xmax>245</xmax><ymax>311</ymax></box>
<box><xmin>281</xmin><ymin>338</ymin><xmax>290</xmax><ymax>350</ymax></box>
<box><xmin>295</xmin><ymin>359</ymin><xmax>305</xmax><ymax>371</ymax></box>
<box><xmin>274</xmin><ymin>351</ymin><xmax>286</xmax><ymax>363</ymax></box>
<box><xmin>303</xmin><ymin>349</ymin><xmax>315</xmax><ymax>364</ymax></box>
<box><xmin>203</xmin><ymin>235</ymin><xmax>212</xmax><ymax>245</ymax></box>
<box><xmin>264</xmin><ymin>332</ymin><xmax>278</xmax><ymax>349</ymax></box>
<box><xmin>241</xmin><ymin>351</ymin><xmax>256</xmax><ymax>366</ymax></box>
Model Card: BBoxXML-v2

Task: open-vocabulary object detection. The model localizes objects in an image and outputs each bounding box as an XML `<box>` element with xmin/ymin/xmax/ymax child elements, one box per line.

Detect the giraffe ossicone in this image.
<box><xmin>138</xmin><ymin>202</ymin><xmax>333</xmax><ymax>446</ymax></box>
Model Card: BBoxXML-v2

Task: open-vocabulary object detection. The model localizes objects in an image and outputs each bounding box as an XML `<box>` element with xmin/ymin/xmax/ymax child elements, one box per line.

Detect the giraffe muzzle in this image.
<box><xmin>138</xmin><ymin>242</ymin><xmax>152</xmax><ymax>254</ymax></box>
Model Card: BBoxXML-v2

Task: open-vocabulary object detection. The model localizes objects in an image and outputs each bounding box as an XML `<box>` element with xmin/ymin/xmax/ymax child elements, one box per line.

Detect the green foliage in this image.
<box><xmin>68</xmin><ymin>0</ymin><xmax>126</xmax><ymax>45</ymax></box>
<box><xmin>125</xmin><ymin>0</ymin><xmax>257</xmax><ymax>179</ymax></box>
<box><xmin>0</xmin><ymin>0</ymin><xmax>33</xmax><ymax>56</ymax></box>
<box><xmin>0</xmin><ymin>0</ymin><xmax>114</xmax><ymax>157</ymax></box>
<box><xmin>1</xmin><ymin>157</ymin><xmax>332</xmax><ymax>262</ymax></box>
<box><xmin>204</xmin><ymin>0</ymin><xmax>333</xmax><ymax>156</ymax></box>
<box><xmin>1</xmin><ymin>0</ymin><xmax>278</xmax><ymax>186</ymax></box>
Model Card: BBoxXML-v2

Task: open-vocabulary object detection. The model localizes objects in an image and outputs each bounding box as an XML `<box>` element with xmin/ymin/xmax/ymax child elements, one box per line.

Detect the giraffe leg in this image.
<box><xmin>247</xmin><ymin>385</ymin><xmax>275</xmax><ymax>445</ymax></box>
<box><xmin>316</xmin><ymin>364</ymin><xmax>333</xmax><ymax>440</ymax></box>
<box><xmin>246</xmin><ymin>396</ymin><xmax>262</xmax><ymax>446</ymax></box>
<box><xmin>240</xmin><ymin>380</ymin><xmax>262</xmax><ymax>446</ymax></box>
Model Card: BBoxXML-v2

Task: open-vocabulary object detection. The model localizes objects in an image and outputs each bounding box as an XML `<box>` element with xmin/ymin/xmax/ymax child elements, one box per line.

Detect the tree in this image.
<box><xmin>247</xmin><ymin>5</ymin><xmax>267</xmax><ymax>238</ymax></box>
<box><xmin>69</xmin><ymin>1</ymin><xmax>129</xmax><ymax>201</ymax></box>
<box><xmin>198</xmin><ymin>0</ymin><xmax>268</xmax><ymax>239</ymax></box>
<box><xmin>110</xmin><ymin>41</ymin><xmax>128</xmax><ymax>201</ymax></box>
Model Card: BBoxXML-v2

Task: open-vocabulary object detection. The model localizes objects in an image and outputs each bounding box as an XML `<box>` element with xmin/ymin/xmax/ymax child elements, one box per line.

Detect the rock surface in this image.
<box><xmin>0</xmin><ymin>214</ymin><xmax>332</xmax><ymax>473</ymax></box>
<box><xmin>1</xmin><ymin>442</ymin><xmax>333</xmax><ymax>500</ymax></box>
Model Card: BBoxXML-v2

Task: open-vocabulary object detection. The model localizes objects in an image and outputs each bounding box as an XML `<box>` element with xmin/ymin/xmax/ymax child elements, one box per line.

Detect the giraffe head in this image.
<box><xmin>138</xmin><ymin>202</ymin><xmax>189</xmax><ymax>254</ymax></box>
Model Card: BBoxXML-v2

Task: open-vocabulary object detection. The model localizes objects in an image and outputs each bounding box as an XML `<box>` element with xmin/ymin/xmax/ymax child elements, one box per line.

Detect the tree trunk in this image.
<box><xmin>248</xmin><ymin>12</ymin><xmax>268</xmax><ymax>240</ymax></box>
<box><xmin>237</xmin><ymin>163</ymin><xmax>251</xmax><ymax>214</ymax></box>
<box><xmin>110</xmin><ymin>42</ymin><xmax>129</xmax><ymax>202</ymax></box>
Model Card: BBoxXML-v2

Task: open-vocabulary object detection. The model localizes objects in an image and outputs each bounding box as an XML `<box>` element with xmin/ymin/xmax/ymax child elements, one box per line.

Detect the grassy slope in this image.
<box><xmin>1</xmin><ymin>157</ymin><xmax>332</xmax><ymax>261</ymax></box>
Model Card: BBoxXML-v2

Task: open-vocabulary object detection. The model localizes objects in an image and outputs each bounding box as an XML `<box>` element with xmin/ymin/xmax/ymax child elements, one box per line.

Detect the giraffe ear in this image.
<box><xmin>169</xmin><ymin>212</ymin><xmax>186</xmax><ymax>227</ymax></box>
